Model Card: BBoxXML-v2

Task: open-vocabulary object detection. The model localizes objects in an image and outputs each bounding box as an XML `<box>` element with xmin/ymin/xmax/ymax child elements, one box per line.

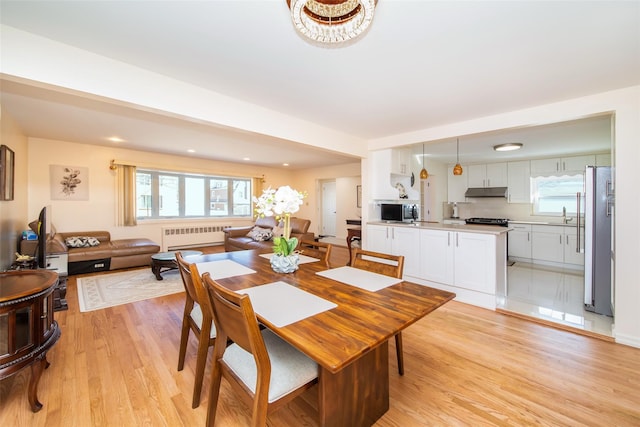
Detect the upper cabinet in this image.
<box><xmin>530</xmin><ymin>155</ymin><xmax>596</xmax><ymax>175</ymax></box>
<box><xmin>467</xmin><ymin>163</ymin><xmax>507</xmax><ymax>187</ymax></box>
<box><xmin>371</xmin><ymin>148</ymin><xmax>419</xmax><ymax>200</ymax></box>
<box><xmin>391</xmin><ymin>148</ymin><xmax>411</xmax><ymax>176</ymax></box>
<box><xmin>507</xmin><ymin>160</ymin><xmax>531</xmax><ymax>203</ymax></box>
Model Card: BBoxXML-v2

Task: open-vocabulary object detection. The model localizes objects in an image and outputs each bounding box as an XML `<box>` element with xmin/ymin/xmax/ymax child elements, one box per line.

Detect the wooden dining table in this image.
<box><xmin>190</xmin><ymin>249</ymin><xmax>455</xmax><ymax>427</ymax></box>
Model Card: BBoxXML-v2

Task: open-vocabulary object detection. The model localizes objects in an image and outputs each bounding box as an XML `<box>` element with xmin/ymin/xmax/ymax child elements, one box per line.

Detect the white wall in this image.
<box><xmin>26</xmin><ymin>138</ymin><xmax>296</xmax><ymax>245</ymax></box>
<box><xmin>0</xmin><ymin>110</ymin><xmax>29</xmax><ymax>269</ymax></box>
<box><xmin>289</xmin><ymin>163</ymin><xmax>361</xmax><ymax>239</ymax></box>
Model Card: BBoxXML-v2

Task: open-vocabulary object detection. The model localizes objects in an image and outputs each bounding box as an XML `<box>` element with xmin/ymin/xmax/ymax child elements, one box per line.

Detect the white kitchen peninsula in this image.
<box><xmin>365</xmin><ymin>222</ymin><xmax>508</xmax><ymax>310</ymax></box>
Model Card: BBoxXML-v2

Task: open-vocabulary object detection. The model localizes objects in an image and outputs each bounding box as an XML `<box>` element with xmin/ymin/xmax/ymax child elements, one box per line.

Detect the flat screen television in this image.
<box><xmin>36</xmin><ymin>205</ymin><xmax>51</xmax><ymax>269</ymax></box>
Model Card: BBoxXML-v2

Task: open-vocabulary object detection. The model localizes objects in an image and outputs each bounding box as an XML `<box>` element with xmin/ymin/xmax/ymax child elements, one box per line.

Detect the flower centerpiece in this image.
<box><xmin>253</xmin><ymin>186</ymin><xmax>307</xmax><ymax>273</ymax></box>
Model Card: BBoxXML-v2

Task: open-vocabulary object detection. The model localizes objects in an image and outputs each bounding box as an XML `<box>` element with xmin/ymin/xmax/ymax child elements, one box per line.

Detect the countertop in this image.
<box><xmin>368</xmin><ymin>221</ymin><xmax>509</xmax><ymax>235</ymax></box>
<box><xmin>508</xmin><ymin>220</ymin><xmax>582</xmax><ymax>227</ymax></box>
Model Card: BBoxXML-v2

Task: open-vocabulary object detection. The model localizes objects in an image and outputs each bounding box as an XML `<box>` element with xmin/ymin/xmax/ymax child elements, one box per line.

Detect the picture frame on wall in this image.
<box><xmin>0</xmin><ymin>145</ymin><xmax>15</xmax><ymax>201</ymax></box>
<box><xmin>50</xmin><ymin>164</ymin><xmax>90</xmax><ymax>200</ymax></box>
<box><xmin>356</xmin><ymin>185</ymin><xmax>362</xmax><ymax>208</ymax></box>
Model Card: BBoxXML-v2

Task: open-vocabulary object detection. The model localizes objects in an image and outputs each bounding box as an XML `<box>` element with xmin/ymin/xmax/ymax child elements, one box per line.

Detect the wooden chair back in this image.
<box><xmin>204</xmin><ymin>273</ymin><xmax>266</xmax><ymax>359</ymax></box>
<box><xmin>350</xmin><ymin>248</ymin><xmax>406</xmax><ymax>375</ymax></box>
<box><xmin>202</xmin><ymin>273</ymin><xmax>317</xmax><ymax>426</ymax></box>
<box><xmin>350</xmin><ymin>248</ymin><xmax>404</xmax><ymax>279</ymax></box>
<box><xmin>175</xmin><ymin>252</ymin><xmax>216</xmax><ymax>408</ymax></box>
<box><xmin>298</xmin><ymin>239</ymin><xmax>332</xmax><ymax>267</ymax></box>
<box><xmin>176</xmin><ymin>252</ymin><xmax>202</xmax><ymax>305</ymax></box>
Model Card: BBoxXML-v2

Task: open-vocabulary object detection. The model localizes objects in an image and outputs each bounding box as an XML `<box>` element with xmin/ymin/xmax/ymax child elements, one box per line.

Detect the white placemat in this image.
<box><xmin>259</xmin><ymin>253</ymin><xmax>320</xmax><ymax>264</ymax></box>
<box><xmin>237</xmin><ymin>281</ymin><xmax>337</xmax><ymax>327</ymax></box>
<box><xmin>316</xmin><ymin>266</ymin><xmax>401</xmax><ymax>292</ymax></box>
<box><xmin>195</xmin><ymin>259</ymin><xmax>256</xmax><ymax>279</ymax></box>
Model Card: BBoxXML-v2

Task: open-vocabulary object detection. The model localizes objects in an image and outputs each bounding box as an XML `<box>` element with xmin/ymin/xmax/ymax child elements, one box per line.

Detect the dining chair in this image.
<box><xmin>350</xmin><ymin>248</ymin><xmax>406</xmax><ymax>375</ymax></box>
<box><xmin>298</xmin><ymin>239</ymin><xmax>332</xmax><ymax>267</ymax></box>
<box><xmin>175</xmin><ymin>252</ymin><xmax>217</xmax><ymax>409</ymax></box>
<box><xmin>202</xmin><ymin>272</ymin><xmax>319</xmax><ymax>427</ymax></box>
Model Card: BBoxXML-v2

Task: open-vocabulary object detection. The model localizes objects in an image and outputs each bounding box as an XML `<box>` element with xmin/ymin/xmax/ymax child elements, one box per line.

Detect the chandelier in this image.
<box><xmin>287</xmin><ymin>0</ymin><xmax>377</xmax><ymax>46</ymax></box>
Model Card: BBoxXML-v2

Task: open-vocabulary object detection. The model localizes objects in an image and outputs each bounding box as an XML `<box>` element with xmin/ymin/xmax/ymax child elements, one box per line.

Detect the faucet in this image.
<box><xmin>562</xmin><ymin>207</ymin><xmax>573</xmax><ymax>224</ymax></box>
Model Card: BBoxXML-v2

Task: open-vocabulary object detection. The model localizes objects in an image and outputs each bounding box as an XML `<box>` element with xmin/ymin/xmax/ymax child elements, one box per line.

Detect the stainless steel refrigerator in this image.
<box><xmin>580</xmin><ymin>166</ymin><xmax>613</xmax><ymax>316</ymax></box>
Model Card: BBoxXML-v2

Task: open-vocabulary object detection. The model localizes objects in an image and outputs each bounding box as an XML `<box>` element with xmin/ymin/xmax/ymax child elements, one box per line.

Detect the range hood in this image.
<box><xmin>464</xmin><ymin>187</ymin><xmax>508</xmax><ymax>198</ymax></box>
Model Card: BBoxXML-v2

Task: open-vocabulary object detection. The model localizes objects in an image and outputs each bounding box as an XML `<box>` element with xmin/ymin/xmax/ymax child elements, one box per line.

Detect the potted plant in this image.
<box><xmin>253</xmin><ymin>186</ymin><xmax>307</xmax><ymax>273</ymax></box>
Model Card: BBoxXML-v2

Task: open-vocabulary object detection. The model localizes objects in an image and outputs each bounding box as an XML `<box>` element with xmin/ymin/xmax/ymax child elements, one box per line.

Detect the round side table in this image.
<box><xmin>151</xmin><ymin>250</ymin><xmax>203</xmax><ymax>280</ymax></box>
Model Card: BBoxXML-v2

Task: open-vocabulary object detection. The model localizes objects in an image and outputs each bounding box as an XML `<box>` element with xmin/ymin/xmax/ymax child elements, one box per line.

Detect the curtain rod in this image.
<box><xmin>111</xmin><ymin>159</ymin><xmax>264</xmax><ymax>180</ymax></box>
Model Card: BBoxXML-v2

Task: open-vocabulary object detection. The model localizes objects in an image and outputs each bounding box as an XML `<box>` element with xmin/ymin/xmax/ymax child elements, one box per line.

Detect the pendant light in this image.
<box><xmin>420</xmin><ymin>144</ymin><xmax>428</xmax><ymax>179</ymax></box>
<box><xmin>453</xmin><ymin>138</ymin><xmax>463</xmax><ymax>176</ymax></box>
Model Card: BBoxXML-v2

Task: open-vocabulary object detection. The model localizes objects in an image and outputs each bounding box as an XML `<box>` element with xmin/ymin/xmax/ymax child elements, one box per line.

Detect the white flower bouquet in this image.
<box><xmin>253</xmin><ymin>186</ymin><xmax>307</xmax><ymax>256</ymax></box>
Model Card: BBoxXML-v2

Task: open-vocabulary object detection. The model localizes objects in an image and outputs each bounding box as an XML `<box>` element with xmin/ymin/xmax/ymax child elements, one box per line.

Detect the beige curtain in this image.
<box><xmin>252</xmin><ymin>176</ymin><xmax>264</xmax><ymax>201</ymax></box>
<box><xmin>117</xmin><ymin>164</ymin><xmax>137</xmax><ymax>226</ymax></box>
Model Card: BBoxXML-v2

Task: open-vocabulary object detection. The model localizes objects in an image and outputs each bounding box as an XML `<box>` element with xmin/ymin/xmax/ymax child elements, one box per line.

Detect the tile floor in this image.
<box><xmin>498</xmin><ymin>261</ymin><xmax>614</xmax><ymax>337</ymax></box>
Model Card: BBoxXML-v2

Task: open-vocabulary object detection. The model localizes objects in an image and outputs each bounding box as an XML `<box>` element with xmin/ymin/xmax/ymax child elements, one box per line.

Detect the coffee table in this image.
<box><xmin>151</xmin><ymin>250</ymin><xmax>203</xmax><ymax>280</ymax></box>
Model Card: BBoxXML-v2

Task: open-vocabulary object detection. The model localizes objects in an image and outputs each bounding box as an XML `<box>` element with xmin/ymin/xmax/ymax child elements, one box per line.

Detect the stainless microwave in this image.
<box><xmin>380</xmin><ymin>203</ymin><xmax>418</xmax><ymax>222</ymax></box>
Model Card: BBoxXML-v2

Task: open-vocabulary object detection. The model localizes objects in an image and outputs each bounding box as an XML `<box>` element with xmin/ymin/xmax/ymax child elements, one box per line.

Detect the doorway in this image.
<box><xmin>321</xmin><ymin>180</ymin><xmax>336</xmax><ymax>237</ymax></box>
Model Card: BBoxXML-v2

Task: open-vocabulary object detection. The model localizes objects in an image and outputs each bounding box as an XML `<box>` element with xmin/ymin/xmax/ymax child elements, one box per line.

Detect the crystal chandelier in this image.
<box><xmin>287</xmin><ymin>0</ymin><xmax>377</xmax><ymax>46</ymax></box>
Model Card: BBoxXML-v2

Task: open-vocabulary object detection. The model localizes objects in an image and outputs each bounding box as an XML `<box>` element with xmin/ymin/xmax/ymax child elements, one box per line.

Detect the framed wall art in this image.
<box><xmin>356</xmin><ymin>185</ymin><xmax>362</xmax><ymax>208</ymax></box>
<box><xmin>50</xmin><ymin>165</ymin><xmax>90</xmax><ymax>200</ymax></box>
<box><xmin>0</xmin><ymin>145</ymin><xmax>15</xmax><ymax>201</ymax></box>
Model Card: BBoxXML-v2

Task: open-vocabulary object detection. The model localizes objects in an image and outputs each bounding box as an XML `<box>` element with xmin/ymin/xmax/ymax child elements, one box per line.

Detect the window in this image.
<box><xmin>136</xmin><ymin>169</ymin><xmax>252</xmax><ymax>219</ymax></box>
<box><xmin>531</xmin><ymin>174</ymin><xmax>584</xmax><ymax>215</ymax></box>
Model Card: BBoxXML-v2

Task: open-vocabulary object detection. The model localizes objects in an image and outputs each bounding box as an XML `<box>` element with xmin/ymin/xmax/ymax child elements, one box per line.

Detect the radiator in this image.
<box><xmin>161</xmin><ymin>224</ymin><xmax>231</xmax><ymax>251</ymax></box>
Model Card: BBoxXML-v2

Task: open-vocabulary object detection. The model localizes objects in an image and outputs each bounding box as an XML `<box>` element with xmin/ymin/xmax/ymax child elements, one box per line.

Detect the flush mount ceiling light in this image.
<box><xmin>493</xmin><ymin>143</ymin><xmax>523</xmax><ymax>152</ymax></box>
<box><xmin>287</xmin><ymin>0</ymin><xmax>377</xmax><ymax>46</ymax></box>
<box><xmin>453</xmin><ymin>138</ymin><xmax>463</xmax><ymax>176</ymax></box>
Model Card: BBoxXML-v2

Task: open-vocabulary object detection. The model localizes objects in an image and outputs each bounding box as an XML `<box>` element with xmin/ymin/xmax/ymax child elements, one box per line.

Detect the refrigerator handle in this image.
<box><xmin>576</xmin><ymin>192</ymin><xmax>581</xmax><ymax>253</ymax></box>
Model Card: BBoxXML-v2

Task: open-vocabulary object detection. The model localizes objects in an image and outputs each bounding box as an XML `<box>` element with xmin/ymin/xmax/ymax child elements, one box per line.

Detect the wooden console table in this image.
<box><xmin>0</xmin><ymin>270</ymin><xmax>61</xmax><ymax>412</ymax></box>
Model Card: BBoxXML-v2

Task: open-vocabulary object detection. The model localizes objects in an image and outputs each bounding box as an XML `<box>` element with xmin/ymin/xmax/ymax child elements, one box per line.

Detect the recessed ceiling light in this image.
<box><xmin>187</xmin><ymin>149</ymin><xmax>195</xmax><ymax>153</ymax></box>
<box><xmin>282</xmin><ymin>163</ymin><xmax>289</xmax><ymax>167</ymax></box>
<box><xmin>243</xmin><ymin>157</ymin><xmax>250</xmax><ymax>161</ymax></box>
<box><xmin>493</xmin><ymin>143</ymin><xmax>523</xmax><ymax>152</ymax></box>
<box><xmin>107</xmin><ymin>136</ymin><xmax>125</xmax><ymax>143</ymax></box>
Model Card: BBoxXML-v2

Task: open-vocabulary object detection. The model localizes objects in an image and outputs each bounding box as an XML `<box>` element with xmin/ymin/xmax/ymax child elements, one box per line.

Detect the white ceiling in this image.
<box><xmin>1</xmin><ymin>1</ymin><xmax>638</xmax><ymax>168</ymax></box>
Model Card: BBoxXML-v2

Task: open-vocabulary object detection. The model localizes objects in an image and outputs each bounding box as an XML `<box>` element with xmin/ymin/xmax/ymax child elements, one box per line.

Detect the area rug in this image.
<box><xmin>77</xmin><ymin>269</ymin><xmax>184</xmax><ymax>312</ymax></box>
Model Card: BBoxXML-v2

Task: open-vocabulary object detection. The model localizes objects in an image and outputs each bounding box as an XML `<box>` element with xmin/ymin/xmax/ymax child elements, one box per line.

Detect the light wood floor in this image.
<box><xmin>2</xmin><ymin>245</ymin><xmax>639</xmax><ymax>426</ymax></box>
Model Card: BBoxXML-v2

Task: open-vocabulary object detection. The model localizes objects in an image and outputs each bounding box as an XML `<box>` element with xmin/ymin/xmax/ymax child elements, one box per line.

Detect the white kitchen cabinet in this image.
<box><xmin>530</xmin><ymin>158</ymin><xmax>559</xmax><ymax>175</ymax></box>
<box><xmin>392</xmin><ymin>226</ymin><xmax>421</xmax><ymax>277</ymax></box>
<box><xmin>454</xmin><ymin>232</ymin><xmax>496</xmax><ymax>294</ymax></box>
<box><xmin>508</xmin><ymin>223</ymin><xmax>532</xmax><ymax>259</ymax></box>
<box><xmin>366</xmin><ymin>224</ymin><xmax>393</xmax><ymax>253</ymax></box>
<box><xmin>562</xmin><ymin>155</ymin><xmax>595</xmax><ymax>173</ymax></box>
<box><xmin>420</xmin><ymin>229</ymin><xmax>454</xmax><ymax>285</ymax></box>
<box><xmin>365</xmin><ymin>224</ymin><xmax>420</xmax><ymax>277</ymax></box>
<box><xmin>447</xmin><ymin>166</ymin><xmax>468</xmax><ymax>202</ymax></box>
<box><xmin>563</xmin><ymin>226</ymin><xmax>584</xmax><ymax>266</ymax></box>
<box><xmin>531</xmin><ymin>225</ymin><xmax>564</xmax><ymax>263</ymax></box>
<box><xmin>420</xmin><ymin>228</ymin><xmax>496</xmax><ymax>294</ymax></box>
<box><xmin>467</xmin><ymin>163</ymin><xmax>507</xmax><ymax>187</ymax></box>
<box><xmin>530</xmin><ymin>155</ymin><xmax>595</xmax><ymax>175</ymax></box>
<box><xmin>391</xmin><ymin>147</ymin><xmax>411</xmax><ymax>176</ymax></box>
<box><xmin>507</xmin><ymin>161</ymin><xmax>531</xmax><ymax>203</ymax></box>
<box><xmin>371</xmin><ymin>149</ymin><xmax>417</xmax><ymax>200</ymax></box>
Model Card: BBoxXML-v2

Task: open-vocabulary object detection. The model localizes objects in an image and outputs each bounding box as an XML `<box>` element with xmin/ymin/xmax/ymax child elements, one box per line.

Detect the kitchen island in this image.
<box><xmin>365</xmin><ymin>221</ymin><xmax>509</xmax><ymax>310</ymax></box>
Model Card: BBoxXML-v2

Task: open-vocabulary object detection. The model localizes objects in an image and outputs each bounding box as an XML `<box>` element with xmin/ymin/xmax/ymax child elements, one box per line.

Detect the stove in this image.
<box><xmin>465</xmin><ymin>217</ymin><xmax>509</xmax><ymax>227</ymax></box>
